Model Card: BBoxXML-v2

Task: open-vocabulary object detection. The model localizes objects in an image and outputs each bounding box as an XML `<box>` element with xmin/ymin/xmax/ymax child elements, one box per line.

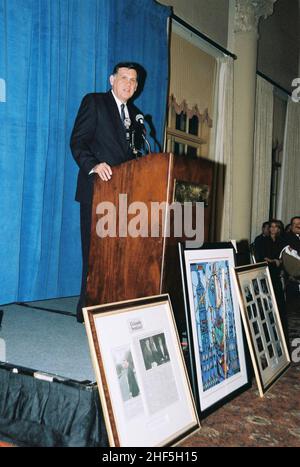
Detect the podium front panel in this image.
<box><xmin>86</xmin><ymin>153</ymin><xmax>172</xmax><ymax>306</ymax></box>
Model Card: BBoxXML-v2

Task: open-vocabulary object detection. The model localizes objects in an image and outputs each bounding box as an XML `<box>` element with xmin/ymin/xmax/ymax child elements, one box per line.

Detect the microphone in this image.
<box><xmin>124</xmin><ymin>117</ymin><xmax>138</xmax><ymax>156</ymax></box>
<box><xmin>135</xmin><ymin>114</ymin><xmax>145</xmax><ymax>126</ymax></box>
<box><xmin>135</xmin><ymin>114</ymin><xmax>151</xmax><ymax>154</ymax></box>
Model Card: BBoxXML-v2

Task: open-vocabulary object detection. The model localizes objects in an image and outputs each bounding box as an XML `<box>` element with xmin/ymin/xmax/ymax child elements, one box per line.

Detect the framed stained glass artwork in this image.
<box><xmin>233</xmin><ymin>263</ymin><xmax>290</xmax><ymax>397</ymax></box>
<box><xmin>179</xmin><ymin>243</ymin><xmax>248</xmax><ymax>414</ymax></box>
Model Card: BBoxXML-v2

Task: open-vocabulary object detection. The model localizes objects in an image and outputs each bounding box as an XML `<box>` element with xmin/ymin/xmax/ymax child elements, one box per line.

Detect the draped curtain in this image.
<box><xmin>277</xmin><ymin>98</ymin><xmax>300</xmax><ymax>225</ymax></box>
<box><xmin>250</xmin><ymin>76</ymin><xmax>274</xmax><ymax>241</ymax></box>
<box><xmin>0</xmin><ymin>0</ymin><xmax>170</xmax><ymax>304</ymax></box>
<box><xmin>108</xmin><ymin>0</ymin><xmax>170</xmax><ymax>151</ymax></box>
<box><xmin>209</xmin><ymin>56</ymin><xmax>234</xmax><ymax>241</ymax></box>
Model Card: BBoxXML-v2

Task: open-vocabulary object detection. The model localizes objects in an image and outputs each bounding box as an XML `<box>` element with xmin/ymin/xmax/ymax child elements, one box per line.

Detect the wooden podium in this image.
<box><xmin>86</xmin><ymin>152</ymin><xmax>214</xmax><ymax>328</ymax></box>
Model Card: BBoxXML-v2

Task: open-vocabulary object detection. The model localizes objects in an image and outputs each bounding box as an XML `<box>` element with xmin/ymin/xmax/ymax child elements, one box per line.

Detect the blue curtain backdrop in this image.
<box><xmin>0</xmin><ymin>0</ymin><xmax>170</xmax><ymax>304</ymax></box>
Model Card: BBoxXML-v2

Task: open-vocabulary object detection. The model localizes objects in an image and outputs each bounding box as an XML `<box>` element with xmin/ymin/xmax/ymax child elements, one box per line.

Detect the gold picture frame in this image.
<box><xmin>233</xmin><ymin>263</ymin><xmax>290</xmax><ymax>397</ymax></box>
<box><xmin>83</xmin><ymin>294</ymin><xmax>200</xmax><ymax>447</ymax></box>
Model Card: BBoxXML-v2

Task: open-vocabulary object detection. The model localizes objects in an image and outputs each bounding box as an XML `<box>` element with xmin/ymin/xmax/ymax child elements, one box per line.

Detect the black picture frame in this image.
<box><xmin>178</xmin><ymin>242</ymin><xmax>249</xmax><ymax>416</ymax></box>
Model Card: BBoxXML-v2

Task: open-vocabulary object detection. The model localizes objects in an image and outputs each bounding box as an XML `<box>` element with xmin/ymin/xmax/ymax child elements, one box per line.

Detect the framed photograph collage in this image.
<box><xmin>83</xmin><ymin>295</ymin><xmax>199</xmax><ymax>447</ymax></box>
<box><xmin>233</xmin><ymin>263</ymin><xmax>290</xmax><ymax>396</ymax></box>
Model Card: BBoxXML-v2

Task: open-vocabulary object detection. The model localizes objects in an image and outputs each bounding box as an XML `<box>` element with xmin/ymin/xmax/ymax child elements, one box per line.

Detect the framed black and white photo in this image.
<box><xmin>233</xmin><ymin>263</ymin><xmax>290</xmax><ymax>397</ymax></box>
<box><xmin>178</xmin><ymin>243</ymin><xmax>248</xmax><ymax>414</ymax></box>
<box><xmin>83</xmin><ymin>294</ymin><xmax>200</xmax><ymax>447</ymax></box>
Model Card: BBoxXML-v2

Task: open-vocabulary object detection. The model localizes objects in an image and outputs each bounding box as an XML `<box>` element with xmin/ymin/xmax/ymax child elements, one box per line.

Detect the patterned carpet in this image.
<box><xmin>1</xmin><ymin>300</ymin><xmax>299</xmax><ymax>448</ymax></box>
<box><xmin>181</xmin><ymin>303</ymin><xmax>300</xmax><ymax>447</ymax></box>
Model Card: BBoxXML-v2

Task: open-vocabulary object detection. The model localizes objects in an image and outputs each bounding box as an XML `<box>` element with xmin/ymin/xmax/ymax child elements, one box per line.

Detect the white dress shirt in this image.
<box><xmin>111</xmin><ymin>89</ymin><xmax>130</xmax><ymax>122</ymax></box>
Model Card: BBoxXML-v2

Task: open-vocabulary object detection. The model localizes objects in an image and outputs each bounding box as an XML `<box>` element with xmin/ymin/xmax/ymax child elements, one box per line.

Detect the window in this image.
<box><xmin>166</xmin><ymin>99</ymin><xmax>212</xmax><ymax>157</ymax></box>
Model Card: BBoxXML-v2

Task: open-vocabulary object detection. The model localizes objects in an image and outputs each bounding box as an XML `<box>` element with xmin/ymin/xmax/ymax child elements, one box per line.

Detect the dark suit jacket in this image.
<box><xmin>70</xmin><ymin>91</ymin><xmax>141</xmax><ymax>204</ymax></box>
<box><xmin>254</xmin><ymin>234</ymin><xmax>266</xmax><ymax>262</ymax></box>
<box><xmin>285</xmin><ymin>232</ymin><xmax>300</xmax><ymax>256</ymax></box>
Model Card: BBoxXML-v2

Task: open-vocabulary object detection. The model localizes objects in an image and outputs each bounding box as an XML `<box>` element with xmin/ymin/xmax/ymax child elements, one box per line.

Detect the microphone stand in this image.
<box><xmin>125</xmin><ymin>117</ymin><xmax>139</xmax><ymax>158</ymax></box>
<box><xmin>130</xmin><ymin>130</ymin><xmax>140</xmax><ymax>159</ymax></box>
<box><xmin>142</xmin><ymin>133</ymin><xmax>151</xmax><ymax>154</ymax></box>
<box><xmin>135</xmin><ymin>114</ymin><xmax>151</xmax><ymax>156</ymax></box>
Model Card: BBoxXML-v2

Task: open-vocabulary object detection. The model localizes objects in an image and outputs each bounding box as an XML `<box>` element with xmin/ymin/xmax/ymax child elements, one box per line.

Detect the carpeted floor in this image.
<box><xmin>180</xmin><ymin>302</ymin><xmax>300</xmax><ymax>447</ymax></box>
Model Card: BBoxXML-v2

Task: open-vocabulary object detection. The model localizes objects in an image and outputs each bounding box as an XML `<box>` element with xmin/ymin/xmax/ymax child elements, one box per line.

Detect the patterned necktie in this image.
<box><xmin>120</xmin><ymin>103</ymin><xmax>126</xmax><ymax>125</ymax></box>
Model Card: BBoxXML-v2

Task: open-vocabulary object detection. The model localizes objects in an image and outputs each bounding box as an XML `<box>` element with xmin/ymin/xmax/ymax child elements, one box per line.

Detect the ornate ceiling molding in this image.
<box><xmin>234</xmin><ymin>0</ymin><xmax>277</xmax><ymax>33</ymax></box>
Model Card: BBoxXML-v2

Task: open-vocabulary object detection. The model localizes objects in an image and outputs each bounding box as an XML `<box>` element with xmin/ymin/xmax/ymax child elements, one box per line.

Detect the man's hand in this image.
<box><xmin>265</xmin><ymin>257</ymin><xmax>281</xmax><ymax>268</ymax></box>
<box><xmin>93</xmin><ymin>162</ymin><xmax>112</xmax><ymax>181</ymax></box>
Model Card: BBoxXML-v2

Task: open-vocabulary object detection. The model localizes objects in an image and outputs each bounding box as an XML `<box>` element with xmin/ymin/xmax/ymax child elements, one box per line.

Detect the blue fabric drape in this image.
<box><xmin>108</xmin><ymin>0</ymin><xmax>170</xmax><ymax>150</ymax></box>
<box><xmin>0</xmin><ymin>0</ymin><xmax>170</xmax><ymax>304</ymax></box>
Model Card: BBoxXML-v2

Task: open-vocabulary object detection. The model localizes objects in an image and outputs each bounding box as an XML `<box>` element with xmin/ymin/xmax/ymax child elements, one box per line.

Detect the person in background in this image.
<box><xmin>285</xmin><ymin>216</ymin><xmax>300</xmax><ymax>255</ymax></box>
<box><xmin>254</xmin><ymin>221</ymin><xmax>270</xmax><ymax>262</ymax></box>
<box><xmin>282</xmin><ymin>216</ymin><xmax>300</xmax><ymax>315</ymax></box>
<box><xmin>261</xmin><ymin>219</ymin><xmax>288</xmax><ymax>340</ymax></box>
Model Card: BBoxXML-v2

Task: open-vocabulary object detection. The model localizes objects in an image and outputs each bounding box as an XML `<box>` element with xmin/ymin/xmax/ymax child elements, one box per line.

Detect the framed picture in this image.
<box><xmin>233</xmin><ymin>263</ymin><xmax>290</xmax><ymax>397</ymax></box>
<box><xmin>83</xmin><ymin>294</ymin><xmax>200</xmax><ymax>447</ymax></box>
<box><xmin>179</xmin><ymin>243</ymin><xmax>248</xmax><ymax>414</ymax></box>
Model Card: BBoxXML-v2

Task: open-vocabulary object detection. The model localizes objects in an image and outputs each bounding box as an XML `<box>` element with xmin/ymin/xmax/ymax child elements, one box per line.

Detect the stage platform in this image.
<box><xmin>0</xmin><ymin>297</ymin><xmax>108</xmax><ymax>447</ymax></box>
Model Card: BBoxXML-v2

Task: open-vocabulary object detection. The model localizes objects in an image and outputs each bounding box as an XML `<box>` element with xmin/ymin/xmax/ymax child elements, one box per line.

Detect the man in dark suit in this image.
<box><xmin>70</xmin><ymin>62</ymin><xmax>144</xmax><ymax>322</ymax></box>
<box><xmin>284</xmin><ymin>216</ymin><xmax>300</xmax><ymax>313</ymax></box>
<box><xmin>285</xmin><ymin>216</ymin><xmax>300</xmax><ymax>255</ymax></box>
<box><xmin>253</xmin><ymin>221</ymin><xmax>270</xmax><ymax>262</ymax></box>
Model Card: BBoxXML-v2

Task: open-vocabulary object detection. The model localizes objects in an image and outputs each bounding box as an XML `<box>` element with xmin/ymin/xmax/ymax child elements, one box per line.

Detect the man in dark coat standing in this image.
<box><xmin>70</xmin><ymin>63</ymin><xmax>143</xmax><ymax>322</ymax></box>
<box><xmin>285</xmin><ymin>216</ymin><xmax>300</xmax><ymax>255</ymax></box>
<box><xmin>283</xmin><ymin>216</ymin><xmax>300</xmax><ymax>314</ymax></box>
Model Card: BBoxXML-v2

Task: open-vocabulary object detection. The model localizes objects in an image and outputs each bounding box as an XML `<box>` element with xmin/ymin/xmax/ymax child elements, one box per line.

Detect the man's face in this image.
<box><xmin>110</xmin><ymin>67</ymin><xmax>138</xmax><ymax>103</ymax></box>
<box><xmin>270</xmin><ymin>222</ymin><xmax>280</xmax><ymax>236</ymax></box>
<box><xmin>262</xmin><ymin>224</ymin><xmax>270</xmax><ymax>236</ymax></box>
<box><xmin>291</xmin><ymin>218</ymin><xmax>300</xmax><ymax>235</ymax></box>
